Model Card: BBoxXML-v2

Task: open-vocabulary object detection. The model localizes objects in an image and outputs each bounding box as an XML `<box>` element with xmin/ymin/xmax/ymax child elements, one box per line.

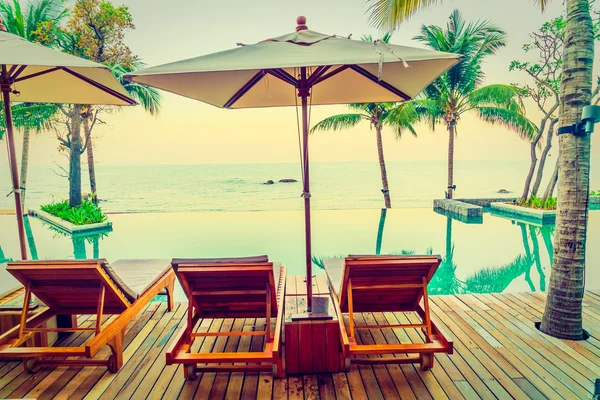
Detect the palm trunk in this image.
<box><xmin>23</xmin><ymin>215</ymin><xmax>38</xmax><ymax>261</ymax></box>
<box><xmin>69</xmin><ymin>105</ymin><xmax>83</xmax><ymax>208</ymax></box>
<box><xmin>521</xmin><ymin>142</ymin><xmax>538</xmax><ymax>200</ymax></box>
<box><xmin>447</xmin><ymin>123</ymin><xmax>456</xmax><ymax>199</ymax></box>
<box><xmin>540</xmin><ymin>0</ymin><xmax>593</xmax><ymax>340</ymax></box>
<box><xmin>375</xmin><ymin>124</ymin><xmax>391</xmax><ymax>208</ymax></box>
<box><xmin>445</xmin><ymin>216</ymin><xmax>452</xmax><ymax>260</ymax></box>
<box><xmin>529</xmin><ymin>226</ymin><xmax>546</xmax><ymax>292</ymax></box>
<box><xmin>542</xmin><ymin>159</ymin><xmax>559</xmax><ymax>200</ymax></box>
<box><xmin>84</xmin><ymin>118</ymin><xmax>98</xmax><ymax>205</ymax></box>
<box><xmin>519</xmin><ymin>223</ymin><xmax>536</xmax><ymax>292</ymax></box>
<box><xmin>72</xmin><ymin>236</ymin><xmax>87</xmax><ymax>259</ymax></box>
<box><xmin>92</xmin><ymin>236</ymin><xmax>100</xmax><ymax>259</ymax></box>
<box><xmin>375</xmin><ymin>208</ymin><xmax>387</xmax><ymax>254</ymax></box>
<box><xmin>19</xmin><ymin>127</ymin><xmax>31</xmax><ymax>212</ymax></box>
<box><xmin>532</xmin><ymin>119</ymin><xmax>558</xmax><ymax>196</ymax></box>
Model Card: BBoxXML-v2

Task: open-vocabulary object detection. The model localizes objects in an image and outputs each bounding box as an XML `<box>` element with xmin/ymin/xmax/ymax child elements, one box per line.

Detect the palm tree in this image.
<box><xmin>310</xmin><ymin>34</ymin><xmax>415</xmax><ymax>209</ymax></box>
<box><xmin>366</xmin><ymin>0</ymin><xmax>593</xmax><ymax>341</ymax></box>
<box><xmin>81</xmin><ymin>61</ymin><xmax>162</xmax><ymax>204</ymax></box>
<box><xmin>311</xmin><ymin>102</ymin><xmax>415</xmax><ymax>208</ymax></box>
<box><xmin>0</xmin><ymin>0</ymin><xmax>67</xmax><ymax>210</ymax></box>
<box><xmin>395</xmin><ymin>11</ymin><xmax>536</xmax><ymax>199</ymax></box>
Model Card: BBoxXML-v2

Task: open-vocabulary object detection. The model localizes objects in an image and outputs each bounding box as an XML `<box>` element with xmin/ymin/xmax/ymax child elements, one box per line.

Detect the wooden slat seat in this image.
<box><xmin>168</xmin><ymin>256</ymin><xmax>286</xmax><ymax>380</ymax></box>
<box><xmin>0</xmin><ymin>259</ymin><xmax>176</xmax><ymax>374</ymax></box>
<box><xmin>324</xmin><ymin>254</ymin><xmax>453</xmax><ymax>371</ymax></box>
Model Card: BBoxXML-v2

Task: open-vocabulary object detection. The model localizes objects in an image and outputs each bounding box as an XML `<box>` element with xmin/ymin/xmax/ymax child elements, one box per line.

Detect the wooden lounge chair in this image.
<box><xmin>324</xmin><ymin>255</ymin><xmax>453</xmax><ymax>370</ymax></box>
<box><xmin>168</xmin><ymin>256</ymin><xmax>286</xmax><ymax>379</ymax></box>
<box><xmin>0</xmin><ymin>259</ymin><xmax>176</xmax><ymax>373</ymax></box>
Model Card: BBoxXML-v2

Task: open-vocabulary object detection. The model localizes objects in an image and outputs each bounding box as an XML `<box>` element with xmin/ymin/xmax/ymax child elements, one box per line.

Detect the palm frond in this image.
<box><xmin>109</xmin><ymin>61</ymin><xmax>162</xmax><ymax>115</ymax></box>
<box><xmin>0</xmin><ymin>103</ymin><xmax>59</xmax><ymax>135</ymax></box>
<box><xmin>468</xmin><ymin>84</ymin><xmax>526</xmax><ymax>110</ymax></box>
<box><xmin>310</xmin><ymin>113</ymin><xmax>365</xmax><ymax>133</ymax></box>
<box><xmin>464</xmin><ymin>255</ymin><xmax>532</xmax><ymax>293</ymax></box>
<box><xmin>475</xmin><ymin>106</ymin><xmax>538</xmax><ymax>141</ymax></box>
<box><xmin>366</xmin><ymin>0</ymin><xmax>441</xmax><ymax>31</ymax></box>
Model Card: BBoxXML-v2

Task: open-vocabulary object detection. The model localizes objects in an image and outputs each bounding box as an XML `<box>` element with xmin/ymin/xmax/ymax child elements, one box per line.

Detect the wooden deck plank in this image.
<box><xmin>239</xmin><ymin>317</ymin><xmax>266</xmax><ymax>399</ymax></box>
<box><xmin>120</xmin><ymin>304</ymin><xmax>187</xmax><ymax>399</ymax></box>
<box><xmin>0</xmin><ymin>314</ymin><xmax>95</xmax><ymax>396</ymax></box>
<box><xmin>2</xmin><ymin>284</ymin><xmax>600</xmax><ymax>400</ymax></box>
<box><xmin>428</xmin><ymin>297</ymin><xmax>528</xmax><ymax>400</ymax></box>
<box><xmin>434</xmin><ymin>296</ymin><xmax>569</xmax><ymax>400</ymax></box>
<box><xmin>454</xmin><ymin>295</ymin><xmax>593</xmax><ymax>398</ymax></box>
<box><xmin>2</xmin><ymin>314</ymin><xmax>99</xmax><ymax>399</ymax></box>
<box><xmin>488</xmin><ymin>293</ymin><xmax>600</xmax><ymax>370</ymax></box>
<box><xmin>72</xmin><ymin>304</ymin><xmax>161</xmax><ymax>400</ymax></box>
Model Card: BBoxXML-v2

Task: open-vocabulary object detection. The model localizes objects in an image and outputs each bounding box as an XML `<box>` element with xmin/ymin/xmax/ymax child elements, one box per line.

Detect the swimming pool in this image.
<box><xmin>0</xmin><ymin>208</ymin><xmax>597</xmax><ymax>298</ymax></box>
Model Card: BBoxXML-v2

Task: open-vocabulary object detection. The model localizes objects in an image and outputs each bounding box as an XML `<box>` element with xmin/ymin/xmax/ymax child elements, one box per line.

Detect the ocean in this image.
<box><xmin>1</xmin><ymin>159</ymin><xmax>598</xmax><ymax>213</ymax></box>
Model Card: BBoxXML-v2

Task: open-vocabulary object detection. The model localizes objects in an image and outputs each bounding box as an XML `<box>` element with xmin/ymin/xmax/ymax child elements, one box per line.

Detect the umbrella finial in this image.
<box><xmin>0</xmin><ymin>19</ymin><xmax>7</xmax><ymax>32</ymax></box>
<box><xmin>296</xmin><ymin>16</ymin><xmax>307</xmax><ymax>32</ymax></box>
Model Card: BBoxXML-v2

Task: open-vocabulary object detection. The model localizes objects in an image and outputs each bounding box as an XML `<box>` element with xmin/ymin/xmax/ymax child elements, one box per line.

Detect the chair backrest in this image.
<box><xmin>7</xmin><ymin>259</ymin><xmax>131</xmax><ymax>314</ymax></box>
<box><xmin>338</xmin><ymin>255</ymin><xmax>441</xmax><ymax>312</ymax></box>
<box><xmin>172</xmin><ymin>256</ymin><xmax>279</xmax><ymax>318</ymax></box>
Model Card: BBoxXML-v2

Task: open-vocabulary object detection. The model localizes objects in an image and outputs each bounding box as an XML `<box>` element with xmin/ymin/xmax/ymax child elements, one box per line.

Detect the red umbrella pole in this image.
<box><xmin>1</xmin><ymin>67</ymin><xmax>28</xmax><ymax>260</ymax></box>
<box><xmin>300</xmin><ymin>67</ymin><xmax>312</xmax><ymax>312</ymax></box>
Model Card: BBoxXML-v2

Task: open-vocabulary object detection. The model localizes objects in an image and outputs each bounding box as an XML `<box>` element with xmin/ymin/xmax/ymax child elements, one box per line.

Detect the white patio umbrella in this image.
<box><xmin>0</xmin><ymin>20</ymin><xmax>135</xmax><ymax>260</ymax></box>
<box><xmin>126</xmin><ymin>16</ymin><xmax>462</xmax><ymax>311</ymax></box>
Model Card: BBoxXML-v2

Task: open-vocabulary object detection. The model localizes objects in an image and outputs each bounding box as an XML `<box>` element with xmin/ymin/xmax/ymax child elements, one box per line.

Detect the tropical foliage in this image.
<box><xmin>0</xmin><ymin>0</ymin><xmax>66</xmax><ymax>209</ymax></box>
<box><xmin>41</xmin><ymin>200</ymin><xmax>107</xmax><ymax>225</ymax></box>
<box><xmin>392</xmin><ymin>10</ymin><xmax>536</xmax><ymax>199</ymax></box>
<box><xmin>516</xmin><ymin>195</ymin><xmax>557</xmax><ymax>210</ymax></box>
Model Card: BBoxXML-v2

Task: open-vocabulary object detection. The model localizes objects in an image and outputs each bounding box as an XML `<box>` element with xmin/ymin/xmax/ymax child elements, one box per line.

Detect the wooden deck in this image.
<box><xmin>0</xmin><ymin>277</ymin><xmax>598</xmax><ymax>399</ymax></box>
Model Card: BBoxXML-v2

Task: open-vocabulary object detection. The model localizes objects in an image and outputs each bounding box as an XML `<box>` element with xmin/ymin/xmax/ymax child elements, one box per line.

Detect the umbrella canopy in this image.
<box><xmin>127</xmin><ymin>21</ymin><xmax>459</xmax><ymax>109</ymax></box>
<box><xmin>0</xmin><ymin>21</ymin><xmax>136</xmax><ymax>260</ymax></box>
<box><xmin>126</xmin><ymin>16</ymin><xmax>462</xmax><ymax>311</ymax></box>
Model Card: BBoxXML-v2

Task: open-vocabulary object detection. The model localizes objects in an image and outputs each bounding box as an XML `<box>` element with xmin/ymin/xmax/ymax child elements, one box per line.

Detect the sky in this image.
<box><xmin>2</xmin><ymin>0</ymin><xmax>600</xmax><ymax>167</ymax></box>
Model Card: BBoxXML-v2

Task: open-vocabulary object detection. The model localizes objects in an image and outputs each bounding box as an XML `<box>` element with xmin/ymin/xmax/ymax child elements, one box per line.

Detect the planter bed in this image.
<box><xmin>433</xmin><ymin>199</ymin><xmax>483</xmax><ymax>219</ymax></box>
<box><xmin>30</xmin><ymin>209</ymin><xmax>112</xmax><ymax>234</ymax></box>
<box><xmin>433</xmin><ymin>206</ymin><xmax>483</xmax><ymax>224</ymax></box>
<box><xmin>489</xmin><ymin>202</ymin><xmax>555</xmax><ymax>225</ymax></box>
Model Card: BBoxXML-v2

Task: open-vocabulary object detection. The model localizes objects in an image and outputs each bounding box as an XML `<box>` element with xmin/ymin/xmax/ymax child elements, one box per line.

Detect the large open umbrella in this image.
<box><xmin>126</xmin><ymin>17</ymin><xmax>461</xmax><ymax>311</ymax></box>
<box><xmin>0</xmin><ymin>21</ymin><xmax>135</xmax><ymax>260</ymax></box>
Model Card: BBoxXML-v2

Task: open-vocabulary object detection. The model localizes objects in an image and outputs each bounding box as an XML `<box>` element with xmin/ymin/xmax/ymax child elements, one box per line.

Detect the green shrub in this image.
<box><xmin>40</xmin><ymin>201</ymin><xmax>108</xmax><ymax>225</ymax></box>
<box><xmin>591</xmin><ymin>190</ymin><xmax>599</xmax><ymax>196</ymax></box>
<box><xmin>516</xmin><ymin>195</ymin><xmax>557</xmax><ymax>210</ymax></box>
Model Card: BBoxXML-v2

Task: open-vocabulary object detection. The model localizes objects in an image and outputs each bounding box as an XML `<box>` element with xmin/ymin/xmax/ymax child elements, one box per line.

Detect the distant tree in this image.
<box><xmin>52</xmin><ymin>0</ymin><xmax>136</xmax><ymax>206</ymax></box>
<box><xmin>512</xmin><ymin>15</ymin><xmax>600</xmax><ymax>201</ymax></box>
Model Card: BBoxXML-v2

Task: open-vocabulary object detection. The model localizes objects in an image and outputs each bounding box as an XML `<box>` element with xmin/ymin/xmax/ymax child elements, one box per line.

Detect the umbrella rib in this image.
<box><xmin>224</xmin><ymin>70</ymin><xmax>266</xmax><ymax>109</ymax></box>
<box><xmin>266</xmin><ymin>69</ymin><xmax>297</xmax><ymax>87</ymax></box>
<box><xmin>306</xmin><ymin>65</ymin><xmax>331</xmax><ymax>86</ymax></box>
<box><xmin>10</xmin><ymin>65</ymin><xmax>27</xmax><ymax>80</ymax></box>
<box><xmin>313</xmin><ymin>65</ymin><xmax>350</xmax><ymax>85</ymax></box>
<box><xmin>349</xmin><ymin>65</ymin><xmax>410</xmax><ymax>101</ymax></box>
<box><xmin>14</xmin><ymin>66</ymin><xmax>62</xmax><ymax>82</ymax></box>
<box><xmin>61</xmin><ymin>67</ymin><xmax>136</xmax><ymax>105</ymax></box>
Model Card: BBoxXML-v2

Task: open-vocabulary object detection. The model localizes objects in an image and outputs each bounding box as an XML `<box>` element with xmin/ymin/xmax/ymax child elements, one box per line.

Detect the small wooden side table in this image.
<box><xmin>284</xmin><ymin>275</ymin><xmax>343</xmax><ymax>374</ymax></box>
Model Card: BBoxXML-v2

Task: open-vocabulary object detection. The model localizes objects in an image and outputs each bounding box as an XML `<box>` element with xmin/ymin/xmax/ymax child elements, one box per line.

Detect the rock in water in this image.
<box><xmin>264</xmin><ymin>180</ymin><xmax>274</xmax><ymax>185</ymax></box>
<box><xmin>279</xmin><ymin>179</ymin><xmax>298</xmax><ymax>183</ymax></box>
<box><xmin>497</xmin><ymin>189</ymin><xmax>510</xmax><ymax>194</ymax></box>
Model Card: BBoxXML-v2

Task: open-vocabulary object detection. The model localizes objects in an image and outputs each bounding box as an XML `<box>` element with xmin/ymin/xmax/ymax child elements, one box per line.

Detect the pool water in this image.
<box><xmin>0</xmin><ymin>208</ymin><xmax>598</xmax><ymax>298</ymax></box>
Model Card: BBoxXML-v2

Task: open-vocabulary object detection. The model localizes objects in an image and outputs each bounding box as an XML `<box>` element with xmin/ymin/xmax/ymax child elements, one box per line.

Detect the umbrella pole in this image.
<box><xmin>300</xmin><ymin>68</ymin><xmax>312</xmax><ymax>312</ymax></box>
<box><xmin>1</xmin><ymin>70</ymin><xmax>28</xmax><ymax>260</ymax></box>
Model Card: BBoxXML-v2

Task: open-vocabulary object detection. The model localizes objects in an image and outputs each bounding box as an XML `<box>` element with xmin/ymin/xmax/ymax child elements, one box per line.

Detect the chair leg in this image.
<box><xmin>107</xmin><ymin>328</ymin><xmax>125</xmax><ymax>373</ymax></box>
<box><xmin>420</xmin><ymin>353</ymin><xmax>434</xmax><ymax>371</ymax></box>
<box><xmin>165</xmin><ymin>279</ymin><xmax>175</xmax><ymax>312</ymax></box>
